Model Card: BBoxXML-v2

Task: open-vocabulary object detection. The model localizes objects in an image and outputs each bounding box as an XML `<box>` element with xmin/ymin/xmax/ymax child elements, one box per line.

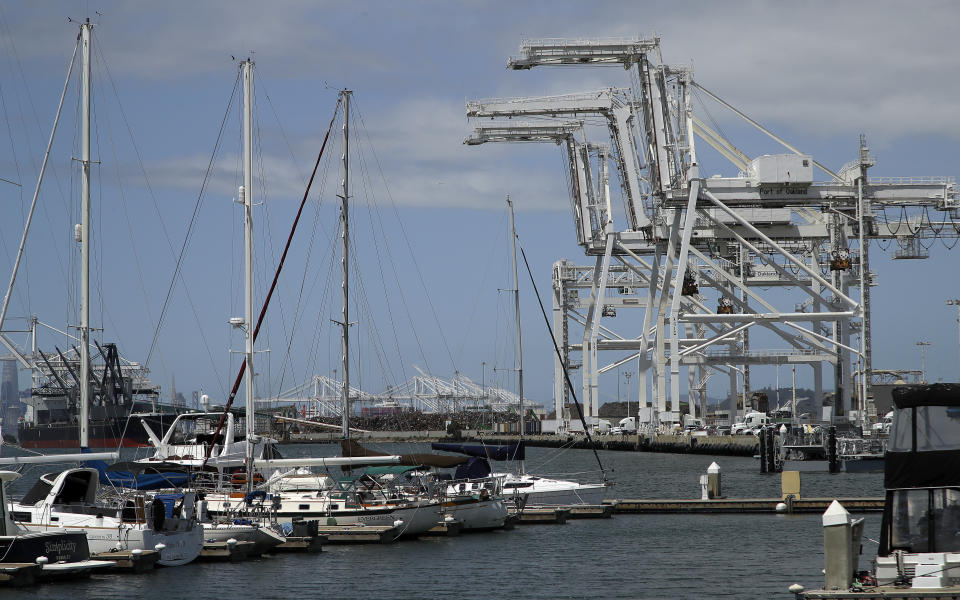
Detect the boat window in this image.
<box><xmin>917</xmin><ymin>407</ymin><xmax>960</xmax><ymax>452</ymax></box>
<box><xmin>20</xmin><ymin>479</ymin><xmax>54</xmax><ymax>505</ymax></box>
<box><xmin>890</xmin><ymin>488</ymin><xmax>960</xmax><ymax>553</ymax></box>
<box><xmin>934</xmin><ymin>488</ymin><xmax>960</xmax><ymax>552</ymax></box>
<box><xmin>890</xmin><ymin>489</ymin><xmax>930</xmax><ymax>552</ymax></box>
<box><xmin>54</xmin><ymin>471</ymin><xmax>96</xmax><ymax>505</ymax></box>
<box><xmin>504</xmin><ymin>482</ymin><xmax>534</xmax><ymax>489</ymax></box>
<box><xmin>299</xmin><ymin>504</ymin><xmax>309</xmax><ymax>510</ymax></box>
<box><xmin>888</xmin><ymin>409</ymin><xmax>913</xmax><ymax>452</ymax></box>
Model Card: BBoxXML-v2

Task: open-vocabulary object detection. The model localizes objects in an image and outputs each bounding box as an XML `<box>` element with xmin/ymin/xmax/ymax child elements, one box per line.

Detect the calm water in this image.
<box><xmin>7</xmin><ymin>443</ymin><xmax>884</xmax><ymax>599</ymax></box>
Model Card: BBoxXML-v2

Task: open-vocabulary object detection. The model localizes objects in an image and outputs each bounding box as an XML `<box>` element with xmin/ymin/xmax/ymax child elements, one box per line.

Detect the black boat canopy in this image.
<box><xmin>892</xmin><ymin>383</ymin><xmax>960</xmax><ymax>409</ymax></box>
<box><xmin>886</xmin><ymin>384</ymin><xmax>960</xmax><ymax>488</ymax></box>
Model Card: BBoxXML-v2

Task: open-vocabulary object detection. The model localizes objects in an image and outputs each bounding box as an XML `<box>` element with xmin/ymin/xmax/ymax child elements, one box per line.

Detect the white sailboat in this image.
<box><xmin>133</xmin><ymin>80</ymin><xmax>434</xmax><ymax>538</ymax></box>
<box><xmin>495</xmin><ymin>197</ymin><xmax>607</xmax><ymax>507</ymax></box>
<box><xmin>5</xmin><ymin>19</ymin><xmax>203</xmax><ymax>567</ymax></box>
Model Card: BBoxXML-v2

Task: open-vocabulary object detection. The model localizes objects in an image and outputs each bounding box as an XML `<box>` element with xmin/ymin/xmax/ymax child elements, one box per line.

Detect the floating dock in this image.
<box><xmin>199</xmin><ymin>540</ymin><xmax>256</xmax><ymax>562</ymax></box>
<box><xmin>800</xmin><ymin>587</ymin><xmax>960</xmax><ymax>599</ymax></box>
<box><xmin>606</xmin><ymin>497</ymin><xmax>884</xmax><ymax>514</ymax></box>
<box><xmin>315</xmin><ymin>525</ymin><xmax>400</xmax><ymax>544</ymax></box>
<box><xmin>509</xmin><ymin>507</ymin><xmax>570</xmax><ymax>524</ymax></box>
<box><xmin>274</xmin><ymin>535</ymin><xmax>325</xmax><ymax>553</ymax></box>
<box><xmin>90</xmin><ymin>549</ymin><xmax>160</xmax><ymax>572</ymax></box>
<box><xmin>0</xmin><ymin>563</ymin><xmax>41</xmax><ymax>587</ymax></box>
<box><xmin>424</xmin><ymin>519</ymin><xmax>463</xmax><ymax>536</ymax></box>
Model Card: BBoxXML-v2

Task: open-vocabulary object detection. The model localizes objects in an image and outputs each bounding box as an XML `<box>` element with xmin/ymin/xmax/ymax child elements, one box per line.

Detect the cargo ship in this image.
<box><xmin>16</xmin><ymin>343</ymin><xmax>188</xmax><ymax>449</ymax></box>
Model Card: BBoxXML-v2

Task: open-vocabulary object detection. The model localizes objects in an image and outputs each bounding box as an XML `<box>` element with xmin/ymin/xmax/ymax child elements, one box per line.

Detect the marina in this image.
<box><xmin>2</xmin><ymin>3</ymin><xmax>960</xmax><ymax>599</ymax></box>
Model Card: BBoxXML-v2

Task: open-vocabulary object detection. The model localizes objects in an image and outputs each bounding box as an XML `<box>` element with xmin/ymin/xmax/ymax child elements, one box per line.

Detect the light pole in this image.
<box><xmin>948</xmin><ymin>300</ymin><xmax>960</xmax><ymax>376</ymax></box>
<box><xmin>916</xmin><ymin>341</ymin><xmax>931</xmax><ymax>384</ymax></box>
<box><xmin>481</xmin><ymin>361</ymin><xmax>486</xmax><ymax>427</ymax></box>
<box><xmin>624</xmin><ymin>371</ymin><xmax>633</xmax><ymax>421</ymax></box>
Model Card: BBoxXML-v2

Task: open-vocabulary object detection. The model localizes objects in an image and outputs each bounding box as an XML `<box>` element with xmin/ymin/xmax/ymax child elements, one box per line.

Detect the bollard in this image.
<box><xmin>759</xmin><ymin>427</ymin><xmax>768</xmax><ymax>473</ymax></box>
<box><xmin>822</xmin><ymin>500</ymin><xmax>859</xmax><ymax>590</ymax></box>
<box><xmin>827</xmin><ymin>426</ymin><xmax>839</xmax><ymax>473</ymax></box>
<box><xmin>707</xmin><ymin>462</ymin><xmax>721</xmax><ymax>499</ymax></box>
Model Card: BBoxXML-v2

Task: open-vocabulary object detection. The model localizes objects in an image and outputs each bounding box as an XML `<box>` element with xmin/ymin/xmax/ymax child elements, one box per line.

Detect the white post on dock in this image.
<box><xmin>707</xmin><ymin>462</ymin><xmax>721</xmax><ymax>499</ymax></box>
<box><xmin>821</xmin><ymin>500</ymin><xmax>863</xmax><ymax>590</ymax></box>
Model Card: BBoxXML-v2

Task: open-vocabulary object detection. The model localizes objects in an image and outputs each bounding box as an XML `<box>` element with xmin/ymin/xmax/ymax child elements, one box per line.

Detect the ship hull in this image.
<box><xmin>17</xmin><ymin>413</ymin><xmax>180</xmax><ymax>449</ymax></box>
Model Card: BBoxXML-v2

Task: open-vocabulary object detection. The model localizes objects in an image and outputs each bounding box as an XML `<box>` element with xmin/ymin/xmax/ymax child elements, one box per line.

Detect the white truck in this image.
<box><xmin>731</xmin><ymin>411</ymin><xmax>770</xmax><ymax>435</ymax></box>
<box><xmin>613</xmin><ymin>417</ymin><xmax>638</xmax><ymax>434</ymax></box>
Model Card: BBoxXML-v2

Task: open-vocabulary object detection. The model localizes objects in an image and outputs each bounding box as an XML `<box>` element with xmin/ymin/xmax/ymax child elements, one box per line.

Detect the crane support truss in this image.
<box><xmin>467</xmin><ymin>36</ymin><xmax>958</xmax><ymax>430</ymax></box>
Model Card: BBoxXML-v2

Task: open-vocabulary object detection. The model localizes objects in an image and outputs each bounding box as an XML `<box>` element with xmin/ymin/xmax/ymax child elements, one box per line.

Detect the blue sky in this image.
<box><xmin>1</xmin><ymin>1</ymin><xmax>959</xmax><ymax>408</ymax></box>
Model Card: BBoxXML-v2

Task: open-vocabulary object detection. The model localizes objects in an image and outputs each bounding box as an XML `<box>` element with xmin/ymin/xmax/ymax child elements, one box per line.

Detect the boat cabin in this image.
<box><xmin>877</xmin><ymin>383</ymin><xmax>960</xmax><ymax>584</ymax></box>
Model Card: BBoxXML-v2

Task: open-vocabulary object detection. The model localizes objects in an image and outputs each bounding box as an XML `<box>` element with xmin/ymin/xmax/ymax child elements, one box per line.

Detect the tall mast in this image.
<box><xmin>507</xmin><ymin>196</ymin><xmax>525</xmax><ymax>475</ymax></box>
<box><xmin>339</xmin><ymin>90</ymin><xmax>352</xmax><ymax>440</ymax></box>
<box><xmin>78</xmin><ymin>19</ymin><xmax>92</xmax><ymax>449</ymax></box>
<box><xmin>241</xmin><ymin>58</ymin><xmax>255</xmax><ymax>491</ymax></box>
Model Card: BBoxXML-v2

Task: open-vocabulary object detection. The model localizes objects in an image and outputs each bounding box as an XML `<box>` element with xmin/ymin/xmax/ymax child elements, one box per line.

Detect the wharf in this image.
<box><xmin>279</xmin><ymin>431</ymin><xmax>760</xmax><ymax>457</ymax></box>
<box><xmin>90</xmin><ymin>549</ymin><xmax>160</xmax><ymax>572</ymax></box>
<box><xmin>606</xmin><ymin>497</ymin><xmax>884</xmax><ymax>514</ymax></box>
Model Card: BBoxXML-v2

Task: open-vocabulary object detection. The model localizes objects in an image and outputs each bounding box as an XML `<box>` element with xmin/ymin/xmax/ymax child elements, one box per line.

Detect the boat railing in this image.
<box><xmin>444</xmin><ymin>474</ymin><xmax>505</xmax><ymax>498</ymax></box>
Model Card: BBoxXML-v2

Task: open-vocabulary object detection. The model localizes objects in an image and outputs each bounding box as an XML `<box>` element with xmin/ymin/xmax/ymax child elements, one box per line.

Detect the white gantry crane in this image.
<box><xmin>466</xmin><ymin>37</ymin><xmax>958</xmax><ymax>431</ymax></box>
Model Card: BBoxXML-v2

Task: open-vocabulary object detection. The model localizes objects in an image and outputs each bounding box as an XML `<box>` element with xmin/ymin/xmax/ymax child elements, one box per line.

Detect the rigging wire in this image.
<box><xmin>203</xmin><ymin>97</ymin><xmax>341</xmax><ymax>465</ymax></box>
<box><xmin>351</xmin><ymin>97</ymin><xmax>458</xmax><ymax>375</ymax></box>
<box><xmin>144</xmin><ymin>72</ymin><xmax>241</xmax><ymax>390</ymax></box>
<box><xmin>453</xmin><ymin>212</ymin><xmax>508</xmax><ymax>367</ymax></box>
<box><xmin>514</xmin><ymin>234</ymin><xmax>607</xmax><ymax>479</ymax></box>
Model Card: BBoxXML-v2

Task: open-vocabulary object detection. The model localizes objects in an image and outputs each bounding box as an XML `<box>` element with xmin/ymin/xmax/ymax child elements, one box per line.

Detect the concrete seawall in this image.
<box><xmin>281</xmin><ymin>431</ymin><xmax>759</xmax><ymax>457</ymax></box>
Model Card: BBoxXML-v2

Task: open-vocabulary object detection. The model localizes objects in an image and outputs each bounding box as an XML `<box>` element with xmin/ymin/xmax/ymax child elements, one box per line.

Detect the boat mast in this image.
<box><xmin>339</xmin><ymin>90</ymin><xmax>352</xmax><ymax>440</ymax></box>
<box><xmin>79</xmin><ymin>19</ymin><xmax>93</xmax><ymax>450</ymax></box>
<box><xmin>507</xmin><ymin>196</ymin><xmax>525</xmax><ymax>475</ymax></box>
<box><xmin>241</xmin><ymin>58</ymin><xmax>255</xmax><ymax>491</ymax></box>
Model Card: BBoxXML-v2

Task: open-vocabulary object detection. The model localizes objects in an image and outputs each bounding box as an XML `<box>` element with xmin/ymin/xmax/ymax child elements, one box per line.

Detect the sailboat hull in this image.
<box><xmin>442</xmin><ymin>497</ymin><xmax>508</xmax><ymax>530</ymax></box>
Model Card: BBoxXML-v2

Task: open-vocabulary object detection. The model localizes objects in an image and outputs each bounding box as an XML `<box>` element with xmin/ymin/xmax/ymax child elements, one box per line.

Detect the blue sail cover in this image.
<box><xmin>86</xmin><ymin>460</ymin><xmax>191</xmax><ymax>490</ymax></box>
<box><xmin>431</xmin><ymin>441</ymin><xmax>524</xmax><ymax>461</ymax></box>
<box><xmin>453</xmin><ymin>457</ymin><xmax>492</xmax><ymax>480</ymax></box>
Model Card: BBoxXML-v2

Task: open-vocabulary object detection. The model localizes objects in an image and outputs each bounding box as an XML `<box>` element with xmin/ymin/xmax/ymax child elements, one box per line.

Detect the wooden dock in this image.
<box><xmin>90</xmin><ymin>549</ymin><xmax>160</xmax><ymax>572</ymax></box>
<box><xmin>315</xmin><ymin>525</ymin><xmax>399</xmax><ymax>544</ymax></box>
<box><xmin>605</xmin><ymin>497</ymin><xmax>884</xmax><ymax>514</ymax></box>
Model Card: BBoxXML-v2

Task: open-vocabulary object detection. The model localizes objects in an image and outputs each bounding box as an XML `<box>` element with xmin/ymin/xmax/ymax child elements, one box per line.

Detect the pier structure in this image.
<box><xmin>465</xmin><ymin>37</ymin><xmax>959</xmax><ymax>430</ymax></box>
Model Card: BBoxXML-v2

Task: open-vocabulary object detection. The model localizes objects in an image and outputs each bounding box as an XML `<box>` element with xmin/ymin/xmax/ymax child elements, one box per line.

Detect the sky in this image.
<box><xmin>0</xmin><ymin>0</ymin><xmax>959</xmax><ymax>410</ymax></box>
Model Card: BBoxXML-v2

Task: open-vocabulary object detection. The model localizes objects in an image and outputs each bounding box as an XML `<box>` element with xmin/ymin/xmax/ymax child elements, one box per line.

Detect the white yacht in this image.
<box><xmin>9</xmin><ymin>467</ymin><xmax>204</xmax><ymax>566</ymax></box>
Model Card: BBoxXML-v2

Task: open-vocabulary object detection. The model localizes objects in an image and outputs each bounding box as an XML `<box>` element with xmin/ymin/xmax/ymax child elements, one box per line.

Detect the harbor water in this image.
<box><xmin>8</xmin><ymin>443</ymin><xmax>883</xmax><ymax>599</ymax></box>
